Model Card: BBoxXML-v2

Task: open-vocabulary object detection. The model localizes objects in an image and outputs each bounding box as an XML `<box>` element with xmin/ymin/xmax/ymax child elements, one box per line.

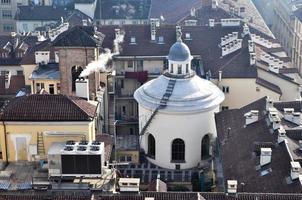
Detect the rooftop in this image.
<box><xmin>15</xmin><ymin>6</ymin><xmax>68</xmax><ymax>21</ymax></box>
<box><xmin>0</xmin><ymin>94</ymin><xmax>97</xmax><ymax>121</ymax></box>
<box><xmin>29</xmin><ymin>63</ymin><xmax>60</xmax><ymax>80</ymax></box>
<box><xmin>100</xmin><ymin>0</ymin><xmax>151</xmax><ymax>20</ymax></box>
<box><xmin>215</xmin><ymin>97</ymin><xmax>302</xmax><ymax>193</ymax></box>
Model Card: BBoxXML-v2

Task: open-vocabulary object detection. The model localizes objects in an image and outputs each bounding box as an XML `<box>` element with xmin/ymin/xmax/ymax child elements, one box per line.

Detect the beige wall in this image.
<box><xmin>143</xmin><ymin>60</ymin><xmax>163</xmax><ymax>74</ymax></box>
<box><xmin>257</xmin><ymin>68</ymin><xmax>300</xmax><ymax>101</ymax></box>
<box><xmin>0</xmin><ymin>121</ymin><xmax>95</xmax><ymax>162</ymax></box>
<box><xmin>214</xmin><ymin>78</ymin><xmax>280</xmax><ymax>109</ymax></box>
<box><xmin>22</xmin><ymin>64</ymin><xmax>36</xmax><ymax>86</ymax></box>
<box><xmin>31</xmin><ymin>79</ymin><xmax>60</xmax><ymax>94</ymax></box>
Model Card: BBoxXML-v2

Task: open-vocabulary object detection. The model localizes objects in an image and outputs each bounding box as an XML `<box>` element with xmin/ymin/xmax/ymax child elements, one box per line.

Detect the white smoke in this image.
<box><xmin>80</xmin><ymin>33</ymin><xmax>124</xmax><ymax>77</ymax></box>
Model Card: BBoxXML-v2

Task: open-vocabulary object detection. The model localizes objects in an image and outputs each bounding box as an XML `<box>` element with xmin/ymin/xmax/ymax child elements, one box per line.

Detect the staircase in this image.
<box><xmin>139</xmin><ymin>79</ymin><xmax>177</xmax><ymax>135</ymax></box>
<box><xmin>37</xmin><ymin>132</ymin><xmax>45</xmax><ymax>156</ymax></box>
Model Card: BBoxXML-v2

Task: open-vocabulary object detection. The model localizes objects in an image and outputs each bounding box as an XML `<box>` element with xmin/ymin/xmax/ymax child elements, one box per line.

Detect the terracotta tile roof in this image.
<box><xmin>0</xmin><ymin>94</ymin><xmax>97</xmax><ymax>121</ymax></box>
<box><xmin>215</xmin><ymin>97</ymin><xmax>302</xmax><ymax>193</ymax></box>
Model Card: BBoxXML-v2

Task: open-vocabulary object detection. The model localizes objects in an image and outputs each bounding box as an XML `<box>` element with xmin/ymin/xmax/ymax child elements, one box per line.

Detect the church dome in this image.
<box><xmin>167</xmin><ymin>41</ymin><xmax>193</xmax><ymax>62</ymax></box>
<box><xmin>134</xmin><ymin>75</ymin><xmax>225</xmax><ymax>113</ymax></box>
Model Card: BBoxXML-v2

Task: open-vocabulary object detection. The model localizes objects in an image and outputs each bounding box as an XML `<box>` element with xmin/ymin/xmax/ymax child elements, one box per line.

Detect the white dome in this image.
<box><xmin>134</xmin><ymin>75</ymin><xmax>225</xmax><ymax>113</ymax></box>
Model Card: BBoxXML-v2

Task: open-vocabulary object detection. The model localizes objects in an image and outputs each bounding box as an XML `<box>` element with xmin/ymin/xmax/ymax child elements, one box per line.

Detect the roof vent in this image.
<box><xmin>277</xmin><ymin>126</ymin><xmax>286</xmax><ymax>144</ymax></box>
<box><xmin>209</xmin><ymin>19</ymin><xmax>215</xmax><ymax>27</ymax></box>
<box><xmin>227</xmin><ymin>180</ymin><xmax>237</xmax><ymax>194</ymax></box>
<box><xmin>244</xmin><ymin>110</ymin><xmax>259</xmax><ymax>126</ymax></box>
<box><xmin>265</xmin><ymin>97</ymin><xmax>274</xmax><ymax>111</ymax></box>
<box><xmin>260</xmin><ymin>148</ymin><xmax>272</xmax><ymax>166</ymax></box>
<box><xmin>291</xmin><ymin>161</ymin><xmax>301</xmax><ymax>180</ymax></box>
<box><xmin>66</xmin><ymin>140</ymin><xmax>76</xmax><ymax>146</ymax></box>
<box><xmin>119</xmin><ymin>178</ymin><xmax>140</xmax><ymax>192</ymax></box>
<box><xmin>130</xmin><ymin>36</ymin><xmax>136</xmax><ymax>44</ymax></box>
<box><xmin>64</xmin><ymin>146</ymin><xmax>74</xmax><ymax>152</ymax></box>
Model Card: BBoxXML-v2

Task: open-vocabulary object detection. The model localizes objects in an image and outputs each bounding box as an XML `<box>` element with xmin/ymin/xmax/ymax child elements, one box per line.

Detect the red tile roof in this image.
<box><xmin>0</xmin><ymin>94</ymin><xmax>97</xmax><ymax>121</ymax></box>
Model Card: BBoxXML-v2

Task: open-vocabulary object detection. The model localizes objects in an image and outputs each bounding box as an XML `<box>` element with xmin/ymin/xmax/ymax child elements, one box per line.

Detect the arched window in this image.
<box><xmin>71</xmin><ymin>66</ymin><xmax>83</xmax><ymax>92</ymax></box>
<box><xmin>148</xmin><ymin>134</ymin><xmax>155</xmax><ymax>158</ymax></box>
<box><xmin>171</xmin><ymin>138</ymin><xmax>185</xmax><ymax>161</ymax></box>
<box><xmin>170</xmin><ymin>64</ymin><xmax>174</xmax><ymax>73</ymax></box>
<box><xmin>201</xmin><ymin>135</ymin><xmax>210</xmax><ymax>159</ymax></box>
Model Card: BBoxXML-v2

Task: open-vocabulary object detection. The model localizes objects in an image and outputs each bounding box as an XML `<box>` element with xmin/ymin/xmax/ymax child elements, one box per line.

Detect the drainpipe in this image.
<box><xmin>2</xmin><ymin>120</ymin><xmax>8</xmax><ymax>164</ymax></box>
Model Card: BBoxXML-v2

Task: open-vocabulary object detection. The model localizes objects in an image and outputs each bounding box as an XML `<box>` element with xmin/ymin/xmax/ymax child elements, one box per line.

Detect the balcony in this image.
<box><xmin>115</xmin><ymin>115</ymin><xmax>138</xmax><ymax>125</ymax></box>
<box><xmin>115</xmin><ymin>88</ymin><xmax>135</xmax><ymax>99</ymax></box>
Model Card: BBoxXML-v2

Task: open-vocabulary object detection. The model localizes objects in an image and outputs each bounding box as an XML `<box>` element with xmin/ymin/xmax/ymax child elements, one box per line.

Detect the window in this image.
<box><xmin>222</xmin><ymin>106</ymin><xmax>229</xmax><ymax>110</ymax></box>
<box><xmin>129</xmin><ymin>128</ymin><xmax>134</xmax><ymax>135</ymax></box>
<box><xmin>148</xmin><ymin>134</ymin><xmax>156</xmax><ymax>158</ymax></box>
<box><xmin>16</xmin><ymin>70</ymin><xmax>23</xmax><ymax>76</ymax></box>
<box><xmin>1</xmin><ymin>0</ymin><xmax>10</xmax><ymax>4</ymax></box>
<box><xmin>127</xmin><ymin>61</ymin><xmax>133</xmax><ymax>68</ymax></box>
<box><xmin>1</xmin><ymin>70</ymin><xmax>9</xmax><ymax>82</ymax></box>
<box><xmin>36</xmin><ymin>82</ymin><xmax>45</xmax><ymax>92</ymax></box>
<box><xmin>177</xmin><ymin>65</ymin><xmax>182</xmax><ymax>74</ymax></box>
<box><xmin>126</xmin><ymin>156</ymin><xmax>132</xmax><ymax>162</ymax></box>
<box><xmin>130</xmin><ymin>37</ymin><xmax>136</xmax><ymax>44</ymax></box>
<box><xmin>170</xmin><ymin>64</ymin><xmax>174</xmax><ymax>73</ymax></box>
<box><xmin>158</xmin><ymin>36</ymin><xmax>164</xmax><ymax>44</ymax></box>
<box><xmin>120</xmin><ymin>79</ymin><xmax>124</xmax><ymax>88</ymax></box>
<box><xmin>122</xmin><ymin>106</ymin><xmax>126</xmax><ymax>115</ymax></box>
<box><xmin>171</xmin><ymin>138</ymin><xmax>185</xmax><ymax>162</ymax></box>
<box><xmin>186</xmin><ymin>64</ymin><xmax>189</xmax><ymax>73</ymax></box>
<box><xmin>222</xmin><ymin>86</ymin><xmax>229</xmax><ymax>93</ymax></box>
<box><xmin>3</xmin><ymin>24</ymin><xmax>13</xmax><ymax>32</ymax></box>
<box><xmin>240</xmin><ymin>7</ymin><xmax>246</xmax><ymax>13</ymax></box>
<box><xmin>201</xmin><ymin>135</ymin><xmax>210</xmax><ymax>159</ymax></box>
<box><xmin>2</xmin><ymin>10</ymin><xmax>12</xmax><ymax>19</ymax></box>
<box><xmin>49</xmin><ymin>84</ymin><xmax>54</xmax><ymax>94</ymax></box>
<box><xmin>56</xmin><ymin>83</ymin><xmax>60</xmax><ymax>93</ymax></box>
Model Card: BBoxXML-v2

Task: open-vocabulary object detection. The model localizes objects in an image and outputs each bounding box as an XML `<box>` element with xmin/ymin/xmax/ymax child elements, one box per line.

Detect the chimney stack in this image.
<box><xmin>260</xmin><ymin>148</ymin><xmax>272</xmax><ymax>166</ymax></box>
<box><xmin>277</xmin><ymin>127</ymin><xmax>286</xmax><ymax>143</ymax></box>
<box><xmin>150</xmin><ymin>18</ymin><xmax>157</xmax><ymax>42</ymax></box>
<box><xmin>227</xmin><ymin>180</ymin><xmax>237</xmax><ymax>194</ymax></box>
<box><xmin>291</xmin><ymin>161</ymin><xmax>301</xmax><ymax>180</ymax></box>
<box><xmin>244</xmin><ymin>110</ymin><xmax>259</xmax><ymax>126</ymax></box>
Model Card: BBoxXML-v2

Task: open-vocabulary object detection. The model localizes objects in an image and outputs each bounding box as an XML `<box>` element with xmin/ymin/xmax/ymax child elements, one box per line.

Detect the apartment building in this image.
<box><xmin>270</xmin><ymin>0</ymin><xmax>302</xmax><ymax>75</ymax></box>
<box><xmin>0</xmin><ymin>0</ymin><xmax>17</xmax><ymax>34</ymax></box>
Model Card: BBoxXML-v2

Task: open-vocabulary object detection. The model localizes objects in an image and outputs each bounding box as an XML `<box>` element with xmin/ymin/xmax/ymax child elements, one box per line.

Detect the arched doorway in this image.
<box><xmin>171</xmin><ymin>138</ymin><xmax>185</xmax><ymax>162</ymax></box>
<box><xmin>71</xmin><ymin>66</ymin><xmax>83</xmax><ymax>92</ymax></box>
<box><xmin>148</xmin><ymin>134</ymin><xmax>155</xmax><ymax>158</ymax></box>
<box><xmin>201</xmin><ymin>134</ymin><xmax>210</xmax><ymax>159</ymax></box>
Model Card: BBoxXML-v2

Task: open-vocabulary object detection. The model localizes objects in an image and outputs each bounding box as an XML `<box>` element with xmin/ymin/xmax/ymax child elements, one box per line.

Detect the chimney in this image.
<box><xmin>242</xmin><ymin>23</ymin><xmax>250</xmax><ymax>36</ymax></box>
<box><xmin>82</xmin><ymin>19</ymin><xmax>88</xmax><ymax>26</ymax></box>
<box><xmin>118</xmin><ymin>178</ymin><xmax>140</xmax><ymax>192</ymax></box>
<box><xmin>75</xmin><ymin>78</ymin><xmax>90</xmax><ymax>100</ymax></box>
<box><xmin>250</xmin><ymin>53</ymin><xmax>256</xmax><ymax>66</ymax></box>
<box><xmin>212</xmin><ymin>0</ymin><xmax>218</xmax><ymax>9</ymax></box>
<box><xmin>291</xmin><ymin>161</ymin><xmax>301</xmax><ymax>180</ymax></box>
<box><xmin>209</xmin><ymin>19</ymin><xmax>215</xmax><ymax>27</ymax></box>
<box><xmin>218</xmin><ymin>71</ymin><xmax>222</xmax><ymax>82</ymax></box>
<box><xmin>248</xmin><ymin>40</ymin><xmax>254</xmax><ymax>52</ymax></box>
<box><xmin>227</xmin><ymin>180</ymin><xmax>237</xmax><ymax>194</ymax></box>
<box><xmin>260</xmin><ymin>148</ymin><xmax>272</xmax><ymax>166</ymax></box>
<box><xmin>150</xmin><ymin>18</ymin><xmax>157</xmax><ymax>42</ymax></box>
<box><xmin>190</xmin><ymin>7</ymin><xmax>196</xmax><ymax>17</ymax></box>
<box><xmin>277</xmin><ymin>127</ymin><xmax>286</xmax><ymax>143</ymax></box>
<box><xmin>244</xmin><ymin>110</ymin><xmax>259</xmax><ymax>126</ymax></box>
<box><xmin>265</xmin><ymin>97</ymin><xmax>274</xmax><ymax>111</ymax></box>
<box><xmin>284</xmin><ymin>108</ymin><xmax>294</xmax><ymax>121</ymax></box>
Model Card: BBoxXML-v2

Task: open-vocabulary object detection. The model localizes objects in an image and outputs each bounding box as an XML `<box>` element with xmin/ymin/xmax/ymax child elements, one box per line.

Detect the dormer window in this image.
<box><xmin>130</xmin><ymin>37</ymin><xmax>136</xmax><ymax>44</ymax></box>
<box><xmin>185</xmin><ymin>33</ymin><xmax>192</xmax><ymax>40</ymax></box>
<box><xmin>158</xmin><ymin>36</ymin><xmax>164</xmax><ymax>44</ymax></box>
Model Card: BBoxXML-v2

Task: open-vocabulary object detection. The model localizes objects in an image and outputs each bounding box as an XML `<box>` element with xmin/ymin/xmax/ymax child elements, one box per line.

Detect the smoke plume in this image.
<box><xmin>80</xmin><ymin>33</ymin><xmax>124</xmax><ymax>77</ymax></box>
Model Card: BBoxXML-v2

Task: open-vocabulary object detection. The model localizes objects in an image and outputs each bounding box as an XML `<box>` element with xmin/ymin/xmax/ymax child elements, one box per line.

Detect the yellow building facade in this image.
<box><xmin>0</xmin><ymin>94</ymin><xmax>97</xmax><ymax>162</ymax></box>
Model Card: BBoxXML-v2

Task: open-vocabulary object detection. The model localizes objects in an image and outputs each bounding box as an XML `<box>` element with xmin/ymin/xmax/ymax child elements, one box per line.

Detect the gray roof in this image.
<box><xmin>30</xmin><ymin>63</ymin><xmax>60</xmax><ymax>80</ymax></box>
<box><xmin>15</xmin><ymin>6</ymin><xmax>68</xmax><ymax>21</ymax></box>
<box><xmin>167</xmin><ymin>41</ymin><xmax>192</xmax><ymax>62</ymax></box>
<box><xmin>215</xmin><ymin>97</ymin><xmax>302</xmax><ymax>193</ymax></box>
